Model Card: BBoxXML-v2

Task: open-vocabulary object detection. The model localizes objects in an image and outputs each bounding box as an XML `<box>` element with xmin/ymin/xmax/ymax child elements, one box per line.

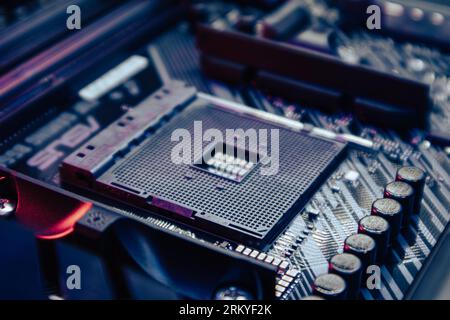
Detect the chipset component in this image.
<box><xmin>61</xmin><ymin>82</ymin><xmax>346</xmax><ymax>248</ymax></box>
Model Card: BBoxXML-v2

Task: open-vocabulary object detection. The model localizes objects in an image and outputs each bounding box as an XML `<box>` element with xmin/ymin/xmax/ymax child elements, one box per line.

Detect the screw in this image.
<box><xmin>0</xmin><ymin>198</ymin><xmax>15</xmax><ymax>217</ymax></box>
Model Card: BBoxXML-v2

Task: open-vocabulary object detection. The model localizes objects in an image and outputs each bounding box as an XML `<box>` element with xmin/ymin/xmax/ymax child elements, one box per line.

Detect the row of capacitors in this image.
<box><xmin>304</xmin><ymin>166</ymin><xmax>426</xmax><ymax>300</ymax></box>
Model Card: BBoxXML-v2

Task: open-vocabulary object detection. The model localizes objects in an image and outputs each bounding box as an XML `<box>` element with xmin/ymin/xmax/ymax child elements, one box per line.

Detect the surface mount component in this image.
<box><xmin>196</xmin><ymin>11</ymin><xmax>430</xmax><ymax>129</ymax></box>
<box><xmin>61</xmin><ymin>81</ymin><xmax>346</xmax><ymax>248</ymax></box>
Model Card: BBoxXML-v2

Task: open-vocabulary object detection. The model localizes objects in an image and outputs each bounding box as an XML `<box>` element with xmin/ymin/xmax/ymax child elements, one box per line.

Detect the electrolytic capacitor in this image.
<box><xmin>301</xmin><ymin>295</ymin><xmax>325</xmax><ymax>300</ymax></box>
<box><xmin>396</xmin><ymin>166</ymin><xmax>426</xmax><ymax>214</ymax></box>
<box><xmin>329</xmin><ymin>253</ymin><xmax>362</xmax><ymax>300</ymax></box>
<box><xmin>312</xmin><ymin>273</ymin><xmax>347</xmax><ymax>300</ymax></box>
<box><xmin>256</xmin><ymin>0</ymin><xmax>309</xmax><ymax>40</ymax></box>
<box><xmin>358</xmin><ymin>215</ymin><xmax>390</xmax><ymax>263</ymax></box>
<box><xmin>384</xmin><ymin>181</ymin><xmax>414</xmax><ymax>228</ymax></box>
<box><xmin>371</xmin><ymin>198</ymin><xmax>402</xmax><ymax>241</ymax></box>
<box><xmin>344</xmin><ymin>234</ymin><xmax>377</xmax><ymax>272</ymax></box>
<box><xmin>235</xmin><ymin>13</ymin><xmax>258</xmax><ymax>33</ymax></box>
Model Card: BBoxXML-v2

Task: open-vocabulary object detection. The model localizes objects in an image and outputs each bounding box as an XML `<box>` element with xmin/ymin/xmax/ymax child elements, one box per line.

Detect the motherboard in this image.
<box><xmin>0</xmin><ymin>0</ymin><xmax>449</xmax><ymax>301</ymax></box>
